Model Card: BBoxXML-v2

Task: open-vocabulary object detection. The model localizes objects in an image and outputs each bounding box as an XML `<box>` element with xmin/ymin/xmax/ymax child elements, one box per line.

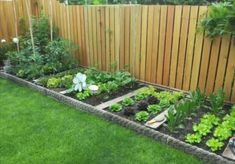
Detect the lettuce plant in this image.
<box><xmin>206</xmin><ymin>138</ymin><xmax>224</xmax><ymax>152</ymax></box>
<box><xmin>47</xmin><ymin>77</ymin><xmax>61</xmax><ymax>88</ymax></box>
<box><xmin>76</xmin><ymin>90</ymin><xmax>90</xmax><ymax>100</ymax></box>
<box><xmin>147</xmin><ymin>104</ymin><xmax>162</xmax><ymax>114</ymax></box>
<box><xmin>122</xmin><ymin>98</ymin><xmax>135</xmax><ymax>107</ymax></box>
<box><xmin>109</xmin><ymin>103</ymin><xmax>122</xmax><ymax>112</ymax></box>
<box><xmin>135</xmin><ymin>111</ymin><xmax>149</xmax><ymax>122</ymax></box>
<box><xmin>185</xmin><ymin>133</ymin><xmax>202</xmax><ymax>144</ymax></box>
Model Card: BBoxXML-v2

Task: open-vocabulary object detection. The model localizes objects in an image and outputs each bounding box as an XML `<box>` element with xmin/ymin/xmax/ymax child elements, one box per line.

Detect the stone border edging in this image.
<box><xmin>0</xmin><ymin>72</ymin><xmax>233</xmax><ymax>164</ymax></box>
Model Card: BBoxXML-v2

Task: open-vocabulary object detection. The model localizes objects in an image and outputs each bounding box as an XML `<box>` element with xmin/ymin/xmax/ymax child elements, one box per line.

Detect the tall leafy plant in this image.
<box><xmin>200</xmin><ymin>1</ymin><xmax>235</xmax><ymax>39</ymax></box>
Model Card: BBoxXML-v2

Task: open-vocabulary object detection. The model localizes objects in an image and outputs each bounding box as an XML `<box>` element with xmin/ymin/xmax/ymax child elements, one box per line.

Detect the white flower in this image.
<box><xmin>64</xmin><ymin>0</ymin><xmax>68</xmax><ymax>5</ymax></box>
<box><xmin>1</xmin><ymin>39</ymin><xmax>6</xmax><ymax>43</ymax></box>
<box><xmin>12</xmin><ymin>37</ymin><xmax>19</xmax><ymax>44</ymax></box>
<box><xmin>72</xmin><ymin>73</ymin><xmax>87</xmax><ymax>92</ymax></box>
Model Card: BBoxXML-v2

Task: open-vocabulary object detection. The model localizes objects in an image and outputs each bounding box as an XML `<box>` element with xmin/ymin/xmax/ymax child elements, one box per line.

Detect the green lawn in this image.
<box><xmin>0</xmin><ymin>78</ymin><xmax>202</xmax><ymax>164</ymax></box>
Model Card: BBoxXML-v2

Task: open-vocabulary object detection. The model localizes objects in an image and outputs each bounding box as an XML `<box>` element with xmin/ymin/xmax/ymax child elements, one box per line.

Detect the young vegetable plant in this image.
<box><xmin>135</xmin><ymin>94</ymin><xmax>147</xmax><ymax>102</ymax></box>
<box><xmin>209</xmin><ymin>88</ymin><xmax>225</xmax><ymax>114</ymax></box>
<box><xmin>147</xmin><ymin>104</ymin><xmax>162</xmax><ymax>114</ymax></box>
<box><xmin>76</xmin><ymin>90</ymin><xmax>90</xmax><ymax>100</ymax></box>
<box><xmin>185</xmin><ymin>133</ymin><xmax>202</xmax><ymax>144</ymax></box>
<box><xmin>109</xmin><ymin>103</ymin><xmax>122</xmax><ymax>112</ymax></box>
<box><xmin>122</xmin><ymin>97</ymin><xmax>135</xmax><ymax>107</ymax></box>
<box><xmin>206</xmin><ymin>138</ymin><xmax>224</xmax><ymax>152</ymax></box>
<box><xmin>47</xmin><ymin>77</ymin><xmax>61</xmax><ymax>88</ymax></box>
<box><xmin>135</xmin><ymin>111</ymin><xmax>149</xmax><ymax>122</ymax></box>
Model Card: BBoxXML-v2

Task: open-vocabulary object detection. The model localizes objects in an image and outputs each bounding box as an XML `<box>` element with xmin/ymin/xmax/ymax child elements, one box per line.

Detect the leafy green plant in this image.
<box><xmin>47</xmin><ymin>77</ymin><xmax>61</xmax><ymax>88</ymax></box>
<box><xmin>0</xmin><ymin>42</ymin><xmax>14</xmax><ymax>66</ymax></box>
<box><xmin>135</xmin><ymin>94</ymin><xmax>148</xmax><ymax>101</ymax></box>
<box><xmin>193</xmin><ymin>114</ymin><xmax>220</xmax><ymax>136</ymax></box>
<box><xmin>189</xmin><ymin>87</ymin><xmax>206</xmax><ymax>107</ymax></box>
<box><xmin>199</xmin><ymin>1</ymin><xmax>235</xmax><ymax>39</ymax></box>
<box><xmin>135</xmin><ymin>111</ymin><xmax>149</xmax><ymax>122</ymax></box>
<box><xmin>76</xmin><ymin>90</ymin><xmax>90</xmax><ymax>100</ymax></box>
<box><xmin>206</xmin><ymin>138</ymin><xmax>224</xmax><ymax>151</ymax></box>
<box><xmin>166</xmin><ymin>99</ymin><xmax>197</xmax><ymax>132</ymax></box>
<box><xmin>209</xmin><ymin>88</ymin><xmax>225</xmax><ymax>114</ymax></box>
<box><xmin>122</xmin><ymin>98</ymin><xmax>135</xmax><ymax>107</ymax></box>
<box><xmin>170</xmin><ymin>91</ymin><xmax>184</xmax><ymax>103</ymax></box>
<box><xmin>61</xmin><ymin>75</ymin><xmax>73</xmax><ymax>88</ymax></box>
<box><xmin>147</xmin><ymin>104</ymin><xmax>162</xmax><ymax>114</ymax></box>
<box><xmin>185</xmin><ymin>133</ymin><xmax>202</xmax><ymax>144</ymax></box>
<box><xmin>159</xmin><ymin>99</ymin><xmax>171</xmax><ymax>108</ymax></box>
<box><xmin>7</xmin><ymin>14</ymin><xmax>76</xmax><ymax>79</ymax></box>
<box><xmin>109</xmin><ymin>103</ymin><xmax>122</xmax><ymax>112</ymax></box>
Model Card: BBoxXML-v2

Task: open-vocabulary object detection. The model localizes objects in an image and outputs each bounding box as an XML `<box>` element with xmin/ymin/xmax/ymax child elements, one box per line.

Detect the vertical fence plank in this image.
<box><xmin>105</xmin><ymin>6</ymin><xmax>110</xmax><ymax>70</ymax></box>
<box><xmin>110</xmin><ymin>6</ymin><xmax>115</xmax><ymax>71</ymax></box>
<box><xmin>163</xmin><ymin>5</ymin><xmax>175</xmax><ymax>86</ymax></box>
<box><xmin>140</xmin><ymin>6</ymin><xmax>148</xmax><ymax>80</ymax></box>
<box><xmin>224</xmin><ymin>39</ymin><xmax>235</xmax><ymax>101</ymax></box>
<box><xmin>124</xmin><ymin>6</ymin><xmax>130</xmax><ymax>71</ymax></box>
<box><xmin>96</xmin><ymin>6</ymin><xmax>102</xmax><ymax>69</ymax></box>
<box><xmin>175</xmin><ymin>5</ymin><xmax>190</xmax><ymax>89</ymax></box>
<box><xmin>190</xmin><ymin>6</ymin><xmax>207</xmax><ymax>90</ymax></box>
<box><xmin>119</xmin><ymin>6</ymin><xmax>125</xmax><ymax>70</ymax></box>
<box><xmin>151</xmin><ymin>6</ymin><xmax>160</xmax><ymax>83</ymax></box>
<box><xmin>214</xmin><ymin>36</ymin><xmax>231</xmax><ymax>91</ymax></box>
<box><xmin>156</xmin><ymin>5</ymin><xmax>167</xmax><ymax>84</ymax></box>
<box><xmin>169</xmin><ymin>6</ymin><xmax>182</xmax><ymax>87</ymax></box>
<box><xmin>182</xmin><ymin>6</ymin><xmax>198</xmax><ymax>90</ymax></box>
<box><xmin>134</xmin><ymin>6</ymin><xmax>142</xmax><ymax>79</ymax></box>
<box><xmin>100</xmin><ymin>6</ymin><xmax>106</xmax><ymax>70</ymax></box>
<box><xmin>205</xmin><ymin>37</ymin><xmax>222</xmax><ymax>95</ymax></box>
<box><xmin>145</xmin><ymin>6</ymin><xmax>154</xmax><ymax>82</ymax></box>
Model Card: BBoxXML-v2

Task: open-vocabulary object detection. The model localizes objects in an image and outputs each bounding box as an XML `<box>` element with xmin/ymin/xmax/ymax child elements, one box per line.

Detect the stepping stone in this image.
<box><xmin>95</xmin><ymin>87</ymin><xmax>147</xmax><ymax>110</ymax></box>
<box><xmin>145</xmin><ymin>109</ymin><xmax>169</xmax><ymax>129</ymax></box>
<box><xmin>222</xmin><ymin>136</ymin><xmax>235</xmax><ymax>161</ymax></box>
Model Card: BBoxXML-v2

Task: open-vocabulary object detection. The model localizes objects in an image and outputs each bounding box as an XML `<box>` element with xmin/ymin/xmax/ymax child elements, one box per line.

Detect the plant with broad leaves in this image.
<box><xmin>76</xmin><ymin>90</ymin><xmax>90</xmax><ymax>100</ymax></box>
<box><xmin>206</xmin><ymin>138</ymin><xmax>224</xmax><ymax>152</ymax></box>
<box><xmin>135</xmin><ymin>111</ymin><xmax>149</xmax><ymax>122</ymax></box>
<box><xmin>185</xmin><ymin>133</ymin><xmax>202</xmax><ymax>144</ymax></box>
<box><xmin>109</xmin><ymin>103</ymin><xmax>122</xmax><ymax>112</ymax></box>
<box><xmin>147</xmin><ymin>104</ymin><xmax>162</xmax><ymax>114</ymax></box>
<box><xmin>122</xmin><ymin>97</ymin><xmax>135</xmax><ymax>107</ymax></box>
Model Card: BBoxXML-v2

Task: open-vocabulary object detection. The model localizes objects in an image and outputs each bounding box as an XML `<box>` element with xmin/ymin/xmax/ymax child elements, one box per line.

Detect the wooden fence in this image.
<box><xmin>0</xmin><ymin>0</ymin><xmax>235</xmax><ymax>102</ymax></box>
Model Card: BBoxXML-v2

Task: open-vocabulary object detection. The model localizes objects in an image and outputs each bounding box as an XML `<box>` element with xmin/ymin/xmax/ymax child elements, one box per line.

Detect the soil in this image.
<box><xmin>67</xmin><ymin>82</ymin><xmax>145</xmax><ymax>106</ymax></box>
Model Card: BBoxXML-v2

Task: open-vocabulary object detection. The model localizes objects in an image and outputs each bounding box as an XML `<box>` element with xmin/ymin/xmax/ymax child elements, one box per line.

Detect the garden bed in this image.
<box><xmin>0</xmin><ymin>71</ymin><xmax>234</xmax><ymax>164</ymax></box>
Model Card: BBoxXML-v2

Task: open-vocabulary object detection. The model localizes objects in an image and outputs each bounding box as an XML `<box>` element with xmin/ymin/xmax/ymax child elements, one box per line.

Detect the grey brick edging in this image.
<box><xmin>0</xmin><ymin>72</ymin><xmax>234</xmax><ymax>164</ymax></box>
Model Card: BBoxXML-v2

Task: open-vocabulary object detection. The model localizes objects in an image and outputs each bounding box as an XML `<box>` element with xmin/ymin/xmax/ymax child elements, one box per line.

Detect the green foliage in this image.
<box><xmin>7</xmin><ymin>14</ymin><xmax>76</xmax><ymax>79</ymax></box>
<box><xmin>153</xmin><ymin>91</ymin><xmax>183</xmax><ymax>104</ymax></box>
<box><xmin>166</xmin><ymin>99</ymin><xmax>197</xmax><ymax>132</ymax></box>
<box><xmin>122</xmin><ymin>98</ymin><xmax>135</xmax><ymax>107</ymax></box>
<box><xmin>159</xmin><ymin>99</ymin><xmax>171</xmax><ymax>108</ymax></box>
<box><xmin>189</xmin><ymin>87</ymin><xmax>206</xmax><ymax>107</ymax></box>
<box><xmin>134</xmin><ymin>94</ymin><xmax>147</xmax><ymax>101</ymax></box>
<box><xmin>76</xmin><ymin>90</ymin><xmax>90</xmax><ymax>100</ymax></box>
<box><xmin>193</xmin><ymin>114</ymin><xmax>220</xmax><ymax>136</ymax></box>
<box><xmin>47</xmin><ymin>77</ymin><xmax>61</xmax><ymax>88</ymax></box>
<box><xmin>109</xmin><ymin>103</ymin><xmax>122</xmax><ymax>112</ymax></box>
<box><xmin>138</xmin><ymin>86</ymin><xmax>156</xmax><ymax>98</ymax></box>
<box><xmin>185</xmin><ymin>133</ymin><xmax>202</xmax><ymax>144</ymax></box>
<box><xmin>135</xmin><ymin>111</ymin><xmax>149</xmax><ymax>122</ymax></box>
<box><xmin>206</xmin><ymin>138</ymin><xmax>224</xmax><ymax>151</ymax></box>
<box><xmin>147</xmin><ymin>104</ymin><xmax>162</xmax><ymax>114</ymax></box>
<box><xmin>212</xmin><ymin>105</ymin><xmax>235</xmax><ymax>141</ymax></box>
<box><xmin>0</xmin><ymin>42</ymin><xmax>14</xmax><ymax>66</ymax></box>
<box><xmin>199</xmin><ymin>1</ymin><xmax>235</xmax><ymax>38</ymax></box>
<box><xmin>209</xmin><ymin>88</ymin><xmax>225</xmax><ymax>114</ymax></box>
<box><xmin>61</xmin><ymin>75</ymin><xmax>73</xmax><ymax>89</ymax></box>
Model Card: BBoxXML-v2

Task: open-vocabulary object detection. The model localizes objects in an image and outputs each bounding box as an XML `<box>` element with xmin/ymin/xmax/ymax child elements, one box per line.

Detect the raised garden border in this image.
<box><xmin>0</xmin><ymin>71</ymin><xmax>233</xmax><ymax>164</ymax></box>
